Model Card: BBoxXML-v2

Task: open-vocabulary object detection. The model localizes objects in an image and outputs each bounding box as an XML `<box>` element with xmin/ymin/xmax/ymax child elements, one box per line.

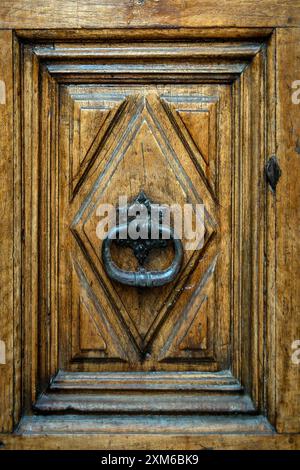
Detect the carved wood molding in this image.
<box><xmin>13</xmin><ymin>29</ymin><xmax>276</xmax><ymax>430</ymax></box>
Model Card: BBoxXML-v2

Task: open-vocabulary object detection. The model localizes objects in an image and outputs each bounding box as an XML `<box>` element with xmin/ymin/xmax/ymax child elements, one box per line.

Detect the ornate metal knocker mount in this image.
<box><xmin>101</xmin><ymin>192</ymin><xmax>183</xmax><ymax>287</ymax></box>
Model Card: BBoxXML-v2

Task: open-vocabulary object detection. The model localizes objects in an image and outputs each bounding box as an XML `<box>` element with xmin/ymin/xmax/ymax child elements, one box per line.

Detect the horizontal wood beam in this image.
<box><xmin>0</xmin><ymin>1</ymin><xmax>299</xmax><ymax>29</ymax></box>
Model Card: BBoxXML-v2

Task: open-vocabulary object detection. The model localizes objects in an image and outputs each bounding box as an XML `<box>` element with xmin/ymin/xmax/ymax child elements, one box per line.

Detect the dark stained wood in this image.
<box><xmin>265</xmin><ymin>31</ymin><xmax>277</xmax><ymax>426</ymax></box>
<box><xmin>16</xmin><ymin>27</ymin><xmax>274</xmax><ymax>41</ymax></box>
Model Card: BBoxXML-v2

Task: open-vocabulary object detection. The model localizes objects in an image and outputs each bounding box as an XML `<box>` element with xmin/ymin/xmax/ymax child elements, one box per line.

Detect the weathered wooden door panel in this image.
<box><xmin>0</xmin><ymin>4</ymin><xmax>299</xmax><ymax>448</ymax></box>
<box><xmin>13</xmin><ymin>36</ymin><xmax>271</xmax><ymax>420</ymax></box>
<box><xmin>59</xmin><ymin>83</ymin><xmax>230</xmax><ymax>371</ymax></box>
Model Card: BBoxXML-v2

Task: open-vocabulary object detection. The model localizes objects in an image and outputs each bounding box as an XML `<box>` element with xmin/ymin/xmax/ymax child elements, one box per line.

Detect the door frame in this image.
<box><xmin>0</xmin><ymin>2</ymin><xmax>299</xmax><ymax>450</ymax></box>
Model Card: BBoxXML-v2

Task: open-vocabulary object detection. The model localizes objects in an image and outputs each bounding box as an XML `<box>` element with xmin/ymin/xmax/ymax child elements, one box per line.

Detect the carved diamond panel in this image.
<box><xmin>70</xmin><ymin>90</ymin><xmax>219</xmax><ymax>354</ymax></box>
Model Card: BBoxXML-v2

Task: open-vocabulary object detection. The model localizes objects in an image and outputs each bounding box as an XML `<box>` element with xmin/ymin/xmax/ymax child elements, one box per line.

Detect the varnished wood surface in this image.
<box><xmin>0</xmin><ymin>30</ymin><xmax>13</xmax><ymax>433</ymax></box>
<box><xmin>1</xmin><ymin>432</ymin><xmax>300</xmax><ymax>451</ymax></box>
<box><xmin>276</xmin><ymin>27</ymin><xmax>300</xmax><ymax>433</ymax></box>
<box><xmin>14</xmin><ymin>414</ymin><xmax>274</xmax><ymax>434</ymax></box>
<box><xmin>0</xmin><ymin>2</ymin><xmax>299</xmax><ymax>451</ymax></box>
<box><xmin>0</xmin><ymin>1</ymin><xmax>299</xmax><ymax>28</ymax></box>
<box><xmin>15</xmin><ymin>33</ymin><xmax>271</xmax><ymax>413</ymax></box>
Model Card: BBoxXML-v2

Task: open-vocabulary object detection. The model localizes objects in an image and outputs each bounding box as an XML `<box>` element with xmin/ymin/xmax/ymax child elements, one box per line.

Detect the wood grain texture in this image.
<box><xmin>2</xmin><ymin>432</ymin><xmax>300</xmax><ymax>451</ymax></box>
<box><xmin>276</xmin><ymin>27</ymin><xmax>300</xmax><ymax>433</ymax></box>
<box><xmin>33</xmin><ymin>393</ymin><xmax>255</xmax><ymax>414</ymax></box>
<box><xmin>0</xmin><ymin>12</ymin><xmax>298</xmax><ymax>446</ymax></box>
<box><xmin>15</xmin><ymin>28</ymin><xmax>274</xmax><ymax>41</ymax></box>
<box><xmin>15</xmin><ymin>414</ymin><xmax>273</xmax><ymax>435</ymax></box>
<box><xmin>57</xmin><ymin>83</ymin><xmax>228</xmax><ymax>368</ymax></box>
<box><xmin>49</xmin><ymin>369</ymin><xmax>243</xmax><ymax>391</ymax></box>
<box><xmin>0</xmin><ymin>30</ymin><xmax>13</xmax><ymax>433</ymax></box>
<box><xmin>6</xmin><ymin>29</ymin><xmax>277</xmax><ymax>442</ymax></box>
<box><xmin>0</xmin><ymin>1</ymin><xmax>299</xmax><ymax>28</ymax></box>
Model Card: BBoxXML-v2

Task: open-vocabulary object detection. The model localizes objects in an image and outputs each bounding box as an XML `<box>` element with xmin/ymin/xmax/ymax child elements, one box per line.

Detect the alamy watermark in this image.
<box><xmin>291</xmin><ymin>80</ymin><xmax>300</xmax><ymax>104</ymax></box>
<box><xmin>291</xmin><ymin>340</ymin><xmax>300</xmax><ymax>365</ymax></box>
<box><xmin>95</xmin><ymin>195</ymin><xmax>205</xmax><ymax>251</ymax></box>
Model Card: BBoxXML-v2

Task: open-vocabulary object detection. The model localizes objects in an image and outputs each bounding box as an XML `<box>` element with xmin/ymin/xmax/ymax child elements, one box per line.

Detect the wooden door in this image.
<box><xmin>0</xmin><ymin>1</ymin><xmax>299</xmax><ymax>450</ymax></box>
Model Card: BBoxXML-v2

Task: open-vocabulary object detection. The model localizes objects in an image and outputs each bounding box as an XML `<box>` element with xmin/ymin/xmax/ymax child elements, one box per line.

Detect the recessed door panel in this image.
<box><xmin>15</xmin><ymin>35</ymin><xmax>275</xmax><ymax>423</ymax></box>
<box><xmin>58</xmin><ymin>84</ymin><xmax>231</xmax><ymax>372</ymax></box>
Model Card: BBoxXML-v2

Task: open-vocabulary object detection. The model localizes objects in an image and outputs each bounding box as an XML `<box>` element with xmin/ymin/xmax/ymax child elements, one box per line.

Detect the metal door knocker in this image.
<box><xmin>101</xmin><ymin>192</ymin><xmax>183</xmax><ymax>287</ymax></box>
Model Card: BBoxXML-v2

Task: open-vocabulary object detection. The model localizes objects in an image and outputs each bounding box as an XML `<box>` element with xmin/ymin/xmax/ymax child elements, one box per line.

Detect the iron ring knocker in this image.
<box><xmin>102</xmin><ymin>222</ymin><xmax>183</xmax><ymax>287</ymax></box>
<box><xmin>101</xmin><ymin>193</ymin><xmax>183</xmax><ymax>287</ymax></box>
